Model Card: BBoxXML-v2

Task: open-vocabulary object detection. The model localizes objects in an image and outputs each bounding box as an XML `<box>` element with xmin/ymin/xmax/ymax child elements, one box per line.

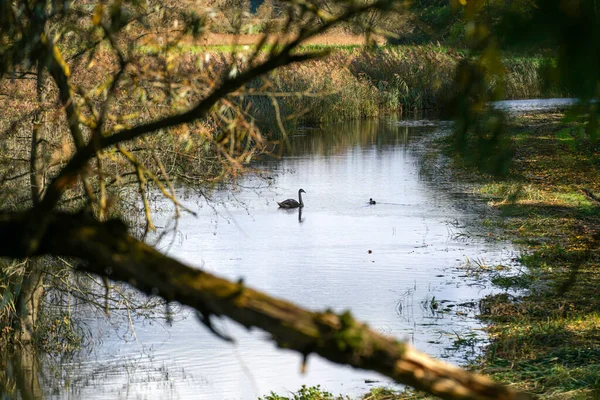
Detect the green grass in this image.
<box><xmin>260</xmin><ymin>385</ymin><xmax>346</xmax><ymax>400</ymax></box>
<box><xmin>482</xmin><ymin>312</ymin><xmax>600</xmax><ymax>394</ymax></box>
<box><xmin>491</xmin><ymin>273</ymin><xmax>535</xmax><ymax>290</ymax></box>
<box><xmin>258</xmin><ymin>385</ymin><xmax>410</xmax><ymax>400</ymax></box>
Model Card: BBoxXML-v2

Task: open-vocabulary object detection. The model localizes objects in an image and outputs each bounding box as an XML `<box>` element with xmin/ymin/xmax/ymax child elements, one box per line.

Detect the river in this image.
<box><xmin>3</xmin><ymin>99</ymin><xmax>573</xmax><ymax>399</ymax></box>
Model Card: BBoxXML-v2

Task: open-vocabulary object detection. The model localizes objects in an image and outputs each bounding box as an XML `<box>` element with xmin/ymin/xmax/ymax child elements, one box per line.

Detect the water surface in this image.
<box><xmin>7</xmin><ymin>99</ymin><xmax>572</xmax><ymax>399</ymax></box>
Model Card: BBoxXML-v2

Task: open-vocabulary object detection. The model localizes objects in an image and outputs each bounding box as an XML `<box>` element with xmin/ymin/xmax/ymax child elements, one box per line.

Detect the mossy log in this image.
<box><xmin>0</xmin><ymin>211</ymin><xmax>532</xmax><ymax>400</ymax></box>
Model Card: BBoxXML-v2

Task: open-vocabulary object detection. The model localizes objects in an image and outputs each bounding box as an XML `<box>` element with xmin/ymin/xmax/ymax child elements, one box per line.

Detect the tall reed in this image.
<box><xmin>245</xmin><ymin>45</ymin><xmax>549</xmax><ymax>134</ymax></box>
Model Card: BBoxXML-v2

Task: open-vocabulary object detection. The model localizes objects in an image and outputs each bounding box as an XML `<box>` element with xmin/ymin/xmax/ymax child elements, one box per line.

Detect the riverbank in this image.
<box><xmin>466</xmin><ymin>112</ymin><xmax>600</xmax><ymax>399</ymax></box>
<box><xmin>142</xmin><ymin>37</ymin><xmax>554</xmax><ymax>128</ymax></box>
<box><xmin>0</xmin><ymin>44</ymin><xmax>549</xmax><ymax>192</ymax></box>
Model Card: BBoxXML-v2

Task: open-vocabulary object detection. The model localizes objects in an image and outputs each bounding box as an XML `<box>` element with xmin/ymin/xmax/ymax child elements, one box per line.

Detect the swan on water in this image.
<box><xmin>278</xmin><ymin>189</ymin><xmax>306</xmax><ymax>208</ymax></box>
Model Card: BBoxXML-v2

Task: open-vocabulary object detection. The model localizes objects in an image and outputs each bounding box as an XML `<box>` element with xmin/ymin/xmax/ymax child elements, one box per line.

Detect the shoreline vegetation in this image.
<box><xmin>1</xmin><ymin>39</ymin><xmax>551</xmax><ymax>193</ymax></box>
<box><xmin>459</xmin><ymin>112</ymin><xmax>600</xmax><ymax>399</ymax></box>
<box><xmin>417</xmin><ymin>111</ymin><xmax>600</xmax><ymax>399</ymax></box>
<box><xmin>200</xmin><ymin>42</ymin><xmax>551</xmax><ymax>127</ymax></box>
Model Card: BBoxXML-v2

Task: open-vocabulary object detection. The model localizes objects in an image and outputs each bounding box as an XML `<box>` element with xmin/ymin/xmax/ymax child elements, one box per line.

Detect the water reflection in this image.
<box><xmin>491</xmin><ymin>98</ymin><xmax>576</xmax><ymax>113</ymax></box>
<box><xmin>1</xmin><ymin>349</ymin><xmax>43</xmax><ymax>400</ymax></box>
<box><xmin>279</xmin><ymin>116</ymin><xmax>420</xmax><ymax>158</ymax></box>
<box><xmin>277</xmin><ymin>205</ymin><xmax>304</xmax><ymax>223</ymax></box>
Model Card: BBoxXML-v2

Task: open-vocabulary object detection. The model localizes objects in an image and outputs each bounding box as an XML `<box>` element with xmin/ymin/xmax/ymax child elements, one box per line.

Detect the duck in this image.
<box><xmin>278</xmin><ymin>189</ymin><xmax>306</xmax><ymax>208</ymax></box>
<box><xmin>369</xmin><ymin>198</ymin><xmax>376</xmax><ymax>205</ymax></box>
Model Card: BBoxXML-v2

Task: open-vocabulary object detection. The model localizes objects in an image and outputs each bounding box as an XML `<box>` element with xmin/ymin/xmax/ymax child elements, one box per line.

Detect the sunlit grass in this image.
<box><xmin>478</xmin><ymin>183</ymin><xmax>595</xmax><ymax>212</ymax></box>
<box><xmin>483</xmin><ymin>312</ymin><xmax>600</xmax><ymax>394</ymax></box>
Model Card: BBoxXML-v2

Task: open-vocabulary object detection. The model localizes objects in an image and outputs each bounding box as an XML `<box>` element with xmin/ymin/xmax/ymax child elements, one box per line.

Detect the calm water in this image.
<box><xmin>4</xmin><ymin>100</ymin><xmax>571</xmax><ymax>399</ymax></box>
<box><xmin>492</xmin><ymin>98</ymin><xmax>576</xmax><ymax>113</ymax></box>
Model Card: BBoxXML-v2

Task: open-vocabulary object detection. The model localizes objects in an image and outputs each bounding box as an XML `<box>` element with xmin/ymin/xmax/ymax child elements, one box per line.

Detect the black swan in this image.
<box><xmin>278</xmin><ymin>189</ymin><xmax>306</xmax><ymax>208</ymax></box>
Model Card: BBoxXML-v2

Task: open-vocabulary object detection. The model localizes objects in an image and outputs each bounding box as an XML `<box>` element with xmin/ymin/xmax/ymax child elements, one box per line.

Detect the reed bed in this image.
<box><xmin>243</xmin><ymin>45</ymin><xmax>548</xmax><ymax>132</ymax></box>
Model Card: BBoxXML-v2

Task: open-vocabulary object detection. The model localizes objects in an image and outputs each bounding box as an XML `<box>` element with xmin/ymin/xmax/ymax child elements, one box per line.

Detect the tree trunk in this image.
<box><xmin>14</xmin><ymin>260</ymin><xmax>44</xmax><ymax>344</ymax></box>
<box><xmin>14</xmin><ymin>67</ymin><xmax>47</xmax><ymax>344</ymax></box>
<box><xmin>0</xmin><ymin>211</ymin><xmax>534</xmax><ymax>400</ymax></box>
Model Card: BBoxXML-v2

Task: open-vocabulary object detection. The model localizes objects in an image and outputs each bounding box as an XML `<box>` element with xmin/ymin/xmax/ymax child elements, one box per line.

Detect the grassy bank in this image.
<box><xmin>402</xmin><ymin>112</ymin><xmax>600</xmax><ymax>399</ymax></box>
<box><xmin>466</xmin><ymin>113</ymin><xmax>600</xmax><ymax>399</ymax></box>
<box><xmin>80</xmin><ymin>41</ymin><xmax>549</xmax><ymax>131</ymax></box>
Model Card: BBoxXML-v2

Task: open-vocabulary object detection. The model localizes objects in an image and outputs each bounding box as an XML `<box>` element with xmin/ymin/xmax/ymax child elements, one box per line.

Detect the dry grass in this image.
<box><xmin>189</xmin><ymin>32</ymin><xmax>387</xmax><ymax>46</ymax></box>
<box><xmin>246</xmin><ymin>45</ymin><xmax>466</xmax><ymax>128</ymax></box>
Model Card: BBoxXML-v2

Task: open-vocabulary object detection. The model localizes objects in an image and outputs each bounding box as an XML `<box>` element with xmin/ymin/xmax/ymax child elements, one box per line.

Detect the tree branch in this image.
<box><xmin>0</xmin><ymin>211</ymin><xmax>532</xmax><ymax>400</ymax></box>
<box><xmin>35</xmin><ymin>0</ymin><xmax>394</xmax><ymax>217</ymax></box>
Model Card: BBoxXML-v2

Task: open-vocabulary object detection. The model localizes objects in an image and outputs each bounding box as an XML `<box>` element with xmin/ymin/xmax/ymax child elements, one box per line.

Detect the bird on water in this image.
<box><xmin>369</xmin><ymin>198</ymin><xmax>376</xmax><ymax>205</ymax></box>
<box><xmin>278</xmin><ymin>189</ymin><xmax>306</xmax><ymax>208</ymax></box>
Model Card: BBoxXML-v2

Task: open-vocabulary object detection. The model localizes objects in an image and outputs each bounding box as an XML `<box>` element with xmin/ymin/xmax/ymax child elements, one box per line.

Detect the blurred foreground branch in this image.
<box><xmin>0</xmin><ymin>211</ymin><xmax>532</xmax><ymax>400</ymax></box>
